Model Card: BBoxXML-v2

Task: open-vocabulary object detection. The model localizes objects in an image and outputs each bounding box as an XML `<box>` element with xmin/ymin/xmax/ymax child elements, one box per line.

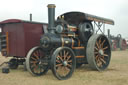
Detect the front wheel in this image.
<box><xmin>26</xmin><ymin>46</ymin><xmax>49</xmax><ymax>76</ymax></box>
<box><xmin>51</xmin><ymin>47</ymin><xmax>76</xmax><ymax>80</ymax></box>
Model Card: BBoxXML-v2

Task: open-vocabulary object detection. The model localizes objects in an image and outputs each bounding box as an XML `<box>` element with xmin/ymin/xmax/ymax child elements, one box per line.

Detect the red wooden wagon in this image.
<box><xmin>0</xmin><ymin>19</ymin><xmax>47</xmax><ymax>69</ymax></box>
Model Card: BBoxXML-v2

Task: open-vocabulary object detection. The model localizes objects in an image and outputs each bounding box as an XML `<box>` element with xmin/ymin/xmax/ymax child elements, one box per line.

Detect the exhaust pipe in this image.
<box><xmin>47</xmin><ymin>4</ymin><xmax>56</xmax><ymax>33</ymax></box>
<box><xmin>30</xmin><ymin>13</ymin><xmax>32</xmax><ymax>21</ymax></box>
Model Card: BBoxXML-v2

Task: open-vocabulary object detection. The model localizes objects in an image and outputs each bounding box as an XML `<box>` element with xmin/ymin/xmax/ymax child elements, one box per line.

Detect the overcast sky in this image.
<box><xmin>0</xmin><ymin>0</ymin><xmax>128</xmax><ymax>38</ymax></box>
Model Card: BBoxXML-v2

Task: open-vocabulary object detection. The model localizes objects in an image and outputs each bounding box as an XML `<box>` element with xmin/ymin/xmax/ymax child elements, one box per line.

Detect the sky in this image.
<box><xmin>0</xmin><ymin>0</ymin><xmax>128</xmax><ymax>38</ymax></box>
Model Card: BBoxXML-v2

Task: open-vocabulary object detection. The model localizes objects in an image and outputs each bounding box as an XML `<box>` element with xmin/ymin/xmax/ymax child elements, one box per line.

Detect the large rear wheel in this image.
<box><xmin>86</xmin><ymin>34</ymin><xmax>111</xmax><ymax>71</ymax></box>
<box><xmin>26</xmin><ymin>46</ymin><xmax>49</xmax><ymax>76</ymax></box>
<box><xmin>51</xmin><ymin>47</ymin><xmax>76</xmax><ymax>80</ymax></box>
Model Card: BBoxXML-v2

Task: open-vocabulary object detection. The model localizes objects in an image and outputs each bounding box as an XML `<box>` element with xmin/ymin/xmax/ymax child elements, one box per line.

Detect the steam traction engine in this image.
<box><xmin>109</xmin><ymin>34</ymin><xmax>127</xmax><ymax>51</ymax></box>
<box><xmin>26</xmin><ymin>4</ymin><xmax>114</xmax><ymax>80</ymax></box>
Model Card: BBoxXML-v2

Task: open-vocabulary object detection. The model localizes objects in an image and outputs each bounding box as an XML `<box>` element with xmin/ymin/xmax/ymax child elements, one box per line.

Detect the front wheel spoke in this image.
<box><xmin>63</xmin><ymin>67</ymin><xmax>70</xmax><ymax>75</ymax></box>
<box><xmin>33</xmin><ymin>66</ymin><xmax>38</xmax><ymax>72</ymax></box>
<box><xmin>66</xmin><ymin>55</ymin><xmax>71</xmax><ymax>61</ymax></box>
<box><xmin>67</xmin><ymin>64</ymin><xmax>72</xmax><ymax>68</ymax></box>
<box><xmin>60</xmin><ymin>52</ymin><xmax>63</xmax><ymax>59</ymax></box>
<box><xmin>40</xmin><ymin>67</ymin><xmax>43</xmax><ymax>73</ymax></box>
<box><xmin>56</xmin><ymin>63</ymin><xmax>63</xmax><ymax>67</ymax></box>
<box><xmin>31</xmin><ymin>56</ymin><xmax>37</xmax><ymax>61</ymax></box>
<box><xmin>56</xmin><ymin>59</ymin><xmax>61</xmax><ymax>63</ymax></box>
<box><xmin>31</xmin><ymin>63</ymin><xmax>36</xmax><ymax>68</ymax></box>
<box><xmin>56</xmin><ymin>66</ymin><xmax>65</xmax><ymax>76</ymax></box>
<box><xmin>64</xmin><ymin>51</ymin><xmax>69</xmax><ymax>60</ymax></box>
<box><xmin>61</xmin><ymin>67</ymin><xmax>66</xmax><ymax>76</ymax></box>
<box><xmin>67</xmin><ymin>60</ymin><xmax>72</xmax><ymax>63</ymax></box>
<box><xmin>39</xmin><ymin>65</ymin><xmax>43</xmax><ymax>73</ymax></box>
<box><xmin>30</xmin><ymin>61</ymin><xmax>38</xmax><ymax>64</ymax></box>
<box><xmin>57</xmin><ymin>55</ymin><xmax>63</xmax><ymax>62</ymax></box>
<box><xmin>65</xmin><ymin>51</ymin><xmax>69</xmax><ymax>58</ymax></box>
<box><xmin>33</xmin><ymin>53</ymin><xmax>39</xmax><ymax>60</ymax></box>
<box><xmin>63</xmin><ymin>50</ymin><xmax>66</xmax><ymax>60</ymax></box>
<box><xmin>64</xmin><ymin>66</ymin><xmax>70</xmax><ymax>71</ymax></box>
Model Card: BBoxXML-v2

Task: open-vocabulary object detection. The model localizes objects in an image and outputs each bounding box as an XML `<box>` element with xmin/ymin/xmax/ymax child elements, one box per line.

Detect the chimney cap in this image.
<box><xmin>47</xmin><ymin>4</ymin><xmax>56</xmax><ymax>8</ymax></box>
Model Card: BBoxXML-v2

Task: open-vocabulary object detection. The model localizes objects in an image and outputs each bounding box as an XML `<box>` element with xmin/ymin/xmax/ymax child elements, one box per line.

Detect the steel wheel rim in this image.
<box><xmin>94</xmin><ymin>36</ymin><xmax>111</xmax><ymax>69</ymax></box>
<box><xmin>56</xmin><ymin>49</ymin><xmax>73</xmax><ymax>77</ymax></box>
<box><xmin>51</xmin><ymin>47</ymin><xmax>76</xmax><ymax>80</ymax></box>
<box><xmin>28</xmin><ymin>47</ymin><xmax>49</xmax><ymax>76</ymax></box>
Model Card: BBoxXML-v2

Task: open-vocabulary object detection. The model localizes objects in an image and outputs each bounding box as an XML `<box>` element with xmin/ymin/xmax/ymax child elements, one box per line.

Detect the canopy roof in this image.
<box><xmin>57</xmin><ymin>12</ymin><xmax>114</xmax><ymax>26</ymax></box>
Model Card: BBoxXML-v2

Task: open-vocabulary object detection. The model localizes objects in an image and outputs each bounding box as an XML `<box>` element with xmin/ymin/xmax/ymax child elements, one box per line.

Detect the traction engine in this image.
<box><xmin>26</xmin><ymin>4</ymin><xmax>114</xmax><ymax>80</ymax></box>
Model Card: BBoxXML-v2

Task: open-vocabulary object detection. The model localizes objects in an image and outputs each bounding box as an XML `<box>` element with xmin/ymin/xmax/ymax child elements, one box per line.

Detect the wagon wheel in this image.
<box><xmin>86</xmin><ymin>34</ymin><xmax>111</xmax><ymax>71</ymax></box>
<box><xmin>51</xmin><ymin>47</ymin><xmax>76</xmax><ymax>80</ymax></box>
<box><xmin>9</xmin><ymin>58</ymin><xmax>18</xmax><ymax>69</ymax></box>
<box><xmin>26</xmin><ymin>46</ymin><xmax>49</xmax><ymax>76</ymax></box>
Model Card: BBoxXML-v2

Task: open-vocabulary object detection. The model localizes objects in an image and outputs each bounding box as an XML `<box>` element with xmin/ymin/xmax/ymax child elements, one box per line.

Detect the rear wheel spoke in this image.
<box><xmin>101</xmin><ymin>39</ymin><xmax>106</xmax><ymax>48</ymax></box>
<box><xmin>95</xmin><ymin>47</ymin><xmax>99</xmax><ymax>51</ymax></box>
<box><xmin>103</xmin><ymin>54</ymin><xmax>108</xmax><ymax>57</ymax></box>
<box><xmin>99</xmin><ymin>37</ymin><xmax>102</xmax><ymax>45</ymax></box>
<box><xmin>100</xmin><ymin>58</ymin><xmax>106</xmax><ymax>64</ymax></box>
<box><xmin>87</xmin><ymin>34</ymin><xmax>111</xmax><ymax>71</ymax></box>
<box><xmin>96</xmin><ymin>41</ymin><xmax>100</xmax><ymax>49</ymax></box>
<box><xmin>103</xmin><ymin>46</ymin><xmax>108</xmax><ymax>50</ymax></box>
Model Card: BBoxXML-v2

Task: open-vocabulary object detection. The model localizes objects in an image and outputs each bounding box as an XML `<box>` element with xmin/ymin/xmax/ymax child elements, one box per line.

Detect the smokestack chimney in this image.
<box><xmin>47</xmin><ymin>4</ymin><xmax>56</xmax><ymax>33</ymax></box>
<box><xmin>30</xmin><ymin>13</ymin><xmax>32</xmax><ymax>21</ymax></box>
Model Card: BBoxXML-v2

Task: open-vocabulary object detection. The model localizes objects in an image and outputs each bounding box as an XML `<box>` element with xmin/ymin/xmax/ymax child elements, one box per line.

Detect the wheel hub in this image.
<box><xmin>63</xmin><ymin>61</ymin><xmax>68</xmax><ymax>66</ymax></box>
<box><xmin>39</xmin><ymin>61</ymin><xmax>42</xmax><ymax>65</ymax></box>
<box><xmin>99</xmin><ymin>49</ymin><xmax>104</xmax><ymax>55</ymax></box>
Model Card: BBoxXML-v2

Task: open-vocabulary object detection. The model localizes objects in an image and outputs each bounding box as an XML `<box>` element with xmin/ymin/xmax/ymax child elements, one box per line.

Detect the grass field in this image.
<box><xmin>0</xmin><ymin>50</ymin><xmax>128</xmax><ymax>85</ymax></box>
